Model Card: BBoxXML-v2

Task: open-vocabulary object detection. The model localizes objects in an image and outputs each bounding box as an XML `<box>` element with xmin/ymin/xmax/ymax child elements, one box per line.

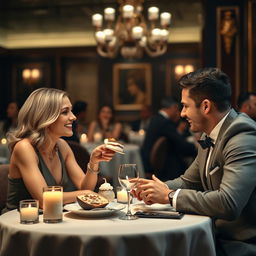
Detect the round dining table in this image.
<box><xmin>0</xmin><ymin>205</ymin><xmax>216</xmax><ymax>256</ymax></box>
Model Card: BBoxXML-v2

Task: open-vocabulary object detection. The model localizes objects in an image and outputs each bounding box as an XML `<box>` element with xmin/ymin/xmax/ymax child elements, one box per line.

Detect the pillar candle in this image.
<box><xmin>43</xmin><ymin>188</ymin><xmax>63</xmax><ymax>222</ymax></box>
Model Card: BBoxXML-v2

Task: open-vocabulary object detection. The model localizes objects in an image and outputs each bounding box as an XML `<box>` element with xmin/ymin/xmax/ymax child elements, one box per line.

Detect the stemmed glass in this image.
<box><xmin>118</xmin><ymin>164</ymin><xmax>139</xmax><ymax>220</ymax></box>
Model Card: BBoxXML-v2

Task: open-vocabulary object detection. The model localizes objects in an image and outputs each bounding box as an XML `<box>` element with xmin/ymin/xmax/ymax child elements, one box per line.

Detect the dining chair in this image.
<box><xmin>66</xmin><ymin>141</ymin><xmax>105</xmax><ymax>190</ymax></box>
<box><xmin>150</xmin><ymin>137</ymin><xmax>168</xmax><ymax>172</ymax></box>
<box><xmin>0</xmin><ymin>164</ymin><xmax>9</xmax><ymax>214</ymax></box>
<box><xmin>66</xmin><ymin>141</ymin><xmax>90</xmax><ymax>173</ymax></box>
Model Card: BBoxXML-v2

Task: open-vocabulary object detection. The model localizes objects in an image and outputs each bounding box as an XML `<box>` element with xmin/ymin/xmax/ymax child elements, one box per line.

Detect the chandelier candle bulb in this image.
<box><xmin>160</xmin><ymin>29</ymin><xmax>169</xmax><ymax>41</ymax></box>
<box><xmin>151</xmin><ymin>28</ymin><xmax>162</xmax><ymax>41</ymax></box>
<box><xmin>160</xmin><ymin>12</ymin><xmax>171</xmax><ymax>26</ymax></box>
<box><xmin>104</xmin><ymin>8</ymin><xmax>115</xmax><ymax>21</ymax></box>
<box><xmin>148</xmin><ymin>7</ymin><xmax>159</xmax><ymax>20</ymax></box>
<box><xmin>123</xmin><ymin>5</ymin><xmax>134</xmax><ymax>18</ymax></box>
<box><xmin>95</xmin><ymin>31</ymin><xmax>106</xmax><ymax>43</ymax></box>
<box><xmin>103</xmin><ymin>28</ymin><xmax>114</xmax><ymax>41</ymax></box>
<box><xmin>92</xmin><ymin>14</ymin><xmax>103</xmax><ymax>27</ymax></box>
<box><xmin>132</xmin><ymin>26</ymin><xmax>143</xmax><ymax>39</ymax></box>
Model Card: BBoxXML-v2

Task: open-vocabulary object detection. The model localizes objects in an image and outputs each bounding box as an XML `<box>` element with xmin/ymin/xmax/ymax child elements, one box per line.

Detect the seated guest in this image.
<box><xmin>237</xmin><ymin>91</ymin><xmax>256</xmax><ymax>121</ymax></box>
<box><xmin>87</xmin><ymin>105</ymin><xmax>122</xmax><ymax>142</ymax></box>
<box><xmin>62</xmin><ymin>100</ymin><xmax>88</xmax><ymax>143</ymax></box>
<box><xmin>0</xmin><ymin>101</ymin><xmax>19</xmax><ymax>138</ymax></box>
<box><xmin>134</xmin><ymin>68</ymin><xmax>256</xmax><ymax>256</ymax></box>
<box><xmin>141</xmin><ymin>96</ymin><xmax>196</xmax><ymax>181</ymax></box>
<box><xmin>4</xmin><ymin>88</ymin><xmax>116</xmax><ymax>212</ymax></box>
<box><xmin>131</xmin><ymin>105</ymin><xmax>153</xmax><ymax>132</ymax></box>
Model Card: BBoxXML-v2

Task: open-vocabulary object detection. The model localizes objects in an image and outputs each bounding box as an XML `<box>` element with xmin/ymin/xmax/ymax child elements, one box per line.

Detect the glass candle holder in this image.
<box><xmin>116</xmin><ymin>186</ymin><xmax>132</xmax><ymax>204</ymax></box>
<box><xmin>19</xmin><ymin>199</ymin><xmax>39</xmax><ymax>224</ymax></box>
<box><xmin>43</xmin><ymin>186</ymin><xmax>63</xmax><ymax>223</ymax></box>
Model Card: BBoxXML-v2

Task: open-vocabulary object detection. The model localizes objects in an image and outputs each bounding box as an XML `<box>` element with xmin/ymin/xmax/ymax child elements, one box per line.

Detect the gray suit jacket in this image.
<box><xmin>166</xmin><ymin>109</ymin><xmax>256</xmax><ymax>255</ymax></box>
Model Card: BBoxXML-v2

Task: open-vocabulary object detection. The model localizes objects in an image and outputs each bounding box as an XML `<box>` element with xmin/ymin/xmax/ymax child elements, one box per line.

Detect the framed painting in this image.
<box><xmin>113</xmin><ymin>63</ymin><xmax>152</xmax><ymax>110</ymax></box>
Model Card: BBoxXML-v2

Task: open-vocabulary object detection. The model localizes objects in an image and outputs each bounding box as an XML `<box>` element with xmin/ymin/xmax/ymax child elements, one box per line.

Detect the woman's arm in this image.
<box><xmin>106</xmin><ymin>122</ymin><xmax>122</xmax><ymax>140</ymax></box>
<box><xmin>10</xmin><ymin>140</ymin><xmax>49</xmax><ymax>208</ymax></box>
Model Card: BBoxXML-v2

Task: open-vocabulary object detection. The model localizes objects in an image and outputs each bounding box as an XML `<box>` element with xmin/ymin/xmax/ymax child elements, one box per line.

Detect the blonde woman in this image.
<box><xmin>4</xmin><ymin>88</ymin><xmax>115</xmax><ymax>212</ymax></box>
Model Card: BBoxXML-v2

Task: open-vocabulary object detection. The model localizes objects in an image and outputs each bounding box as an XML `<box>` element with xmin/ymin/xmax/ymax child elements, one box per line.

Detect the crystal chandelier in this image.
<box><xmin>92</xmin><ymin>0</ymin><xmax>171</xmax><ymax>59</ymax></box>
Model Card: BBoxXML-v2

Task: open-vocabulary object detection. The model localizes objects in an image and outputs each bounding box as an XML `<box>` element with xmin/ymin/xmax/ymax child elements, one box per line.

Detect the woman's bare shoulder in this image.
<box><xmin>13</xmin><ymin>138</ymin><xmax>34</xmax><ymax>152</ymax></box>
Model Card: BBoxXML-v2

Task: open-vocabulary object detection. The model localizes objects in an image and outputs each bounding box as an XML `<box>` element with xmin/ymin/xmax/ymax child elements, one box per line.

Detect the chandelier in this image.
<box><xmin>92</xmin><ymin>0</ymin><xmax>171</xmax><ymax>59</ymax></box>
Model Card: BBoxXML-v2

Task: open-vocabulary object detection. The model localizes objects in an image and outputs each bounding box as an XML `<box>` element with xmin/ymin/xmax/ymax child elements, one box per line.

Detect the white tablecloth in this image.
<box><xmin>0</xmin><ymin>206</ymin><xmax>216</xmax><ymax>256</ymax></box>
<box><xmin>82</xmin><ymin>143</ymin><xmax>145</xmax><ymax>187</ymax></box>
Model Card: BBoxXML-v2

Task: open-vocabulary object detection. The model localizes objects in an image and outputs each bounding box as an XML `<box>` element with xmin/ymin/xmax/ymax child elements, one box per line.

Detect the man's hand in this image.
<box><xmin>133</xmin><ymin>175</ymin><xmax>171</xmax><ymax>205</ymax></box>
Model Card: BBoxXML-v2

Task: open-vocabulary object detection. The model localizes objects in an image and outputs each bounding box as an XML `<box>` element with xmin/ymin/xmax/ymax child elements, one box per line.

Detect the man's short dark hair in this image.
<box><xmin>178</xmin><ymin>67</ymin><xmax>231</xmax><ymax>112</ymax></box>
<box><xmin>237</xmin><ymin>91</ymin><xmax>256</xmax><ymax>109</ymax></box>
<box><xmin>72</xmin><ymin>101</ymin><xmax>88</xmax><ymax>115</ymax></box>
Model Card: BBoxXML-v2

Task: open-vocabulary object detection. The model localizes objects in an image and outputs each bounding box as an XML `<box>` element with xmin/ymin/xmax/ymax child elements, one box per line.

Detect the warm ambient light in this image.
<box><xmin>92</xmin><ymin>0</ymin><xmax>171</xmax><ymax>59</ymax></box>
<box><xmin>22</xmin><ymin>68</ymin><xmax>41</xmax><ymax>84</ymax></box>
<box><xmin>174</xmin><ymin>64</ymin><xmax>195</xmax><ymax>79</ymax></box>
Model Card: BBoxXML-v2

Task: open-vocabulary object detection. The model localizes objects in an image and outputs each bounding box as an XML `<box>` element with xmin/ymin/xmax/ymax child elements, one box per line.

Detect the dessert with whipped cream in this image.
<box><xmin>98</xmin><ymin>178</ymin><xmax>115</xmax><ymax>201</ymax></box>
<box><xmin>104</xmin><ymin>138</ymin><xmax>124</xmax><ymax>154</ymax></box>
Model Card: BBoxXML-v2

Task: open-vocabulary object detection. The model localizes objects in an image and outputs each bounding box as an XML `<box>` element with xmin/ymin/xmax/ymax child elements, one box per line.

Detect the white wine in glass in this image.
<box><xmin>118</xmin><ymin>164</ymin><xmax>139</xmax><ymax>220</ymax></box>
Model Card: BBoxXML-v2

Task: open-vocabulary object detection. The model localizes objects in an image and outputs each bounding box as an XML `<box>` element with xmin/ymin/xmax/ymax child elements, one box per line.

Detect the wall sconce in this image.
<box><xmin>22</xmin><ymin>68</ymin><xmax>41</xmax><ymax>85</ymax></box>
<box><xmin>174</xmin><ymin>64</ymin><xmax>194</xmax><ymax>79</ymax></box>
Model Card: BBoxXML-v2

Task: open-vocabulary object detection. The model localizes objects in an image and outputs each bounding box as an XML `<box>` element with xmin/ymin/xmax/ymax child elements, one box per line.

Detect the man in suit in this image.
<box><xmin>141</xmin><ymin>96</ymin><xmax>196</xmax><ymax>181</ymax></box>
<box><xmin>237</xmin><ymin>91</ymin><xmax>256</xmax><ymax>121</ymax></box>
<box><xmin>135</xmin><ymin>68</ymin><xmax>256</xmax><ymax>256</ymax></box>
<box><xmin>131</xmin><ymin>105</ymin><xmax>152</xmax><ymax>132</ymax></box>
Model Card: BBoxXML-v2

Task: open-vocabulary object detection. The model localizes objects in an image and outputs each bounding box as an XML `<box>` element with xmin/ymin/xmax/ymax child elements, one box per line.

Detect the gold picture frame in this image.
<box><xmin>113</xmin><ymin>63</ymin><xmax>152</xmax><ymax>110</ymax></box>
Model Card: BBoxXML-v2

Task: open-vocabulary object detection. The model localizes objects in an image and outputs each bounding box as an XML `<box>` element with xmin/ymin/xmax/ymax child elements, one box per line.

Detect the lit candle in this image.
<box><xmin>151</xmin><ymin>28</ymin><xmax>161</xmax><ymax>41</ymax></box>
<box><xmin>80</xmin><ymin>133</ymin><xmax>88</xmax><ymax>144</ymax></box>
<box><xmin>103</xmin><ymin>28</ymin><xmax>114</xmax><ymax>41</ymax></box>
<box><xmin>43</xmin><ymin>186</ymin><xmax>63</xmax><ymax>223</ymax></box>
<box><xmin>160</xmin><ymin>12</ymin><xmax>171</xmax><ymax>26</ymax></box>
<box><xmin>104</xmin><ymin>7</ymin><xmax>115</xmax><ymax>21</ymax></box>
<box><xmin>20</xmin><ymin>206</ymin><xmax>38</xmax><ymax>221</ymax></box>
<box><xmin>19</xmin><ymin>199</ymin><xmax>39</xmax><ymax>224</ymax></box>
<box><xmin>92</xmin><ymin>13</ymin><xmax>103</xmax><ymax>27</ymax></box>
<box><xmin>138</xmin><ymin>129</ymin><xmax>145</xmax><ymax>136</ymax></box>
<box><xmin>117</xmin><ymin>189</ymin><xmax>129</xmax><ymax>203</ymax></box>
<box><xmin>1</xmin><ymin>138</ymin><xmax>7</xmax><ymax>144</ymax></box>
<box><xmin>123</xmin><ymin>5</ymin><xmax>134</xmax><ymax>18</ymax></box>
<box><xmin>93</xmin><ymin>132</ymin><xmax>103</xmax><ymax>143</ymax></box>
<box><xmin>132</xmin><ymin>26</ymin><xmax>143</xmax><ymax>39</ymax></box>
<box><xmin>148</xmin><ymin>7</ymin><xmax>159</xmax><ymax>20</ymax></box>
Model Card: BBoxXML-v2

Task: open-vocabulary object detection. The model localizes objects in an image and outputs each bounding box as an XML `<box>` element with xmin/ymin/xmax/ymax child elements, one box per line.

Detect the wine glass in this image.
<box><xmin>118</xmin><ymin>164</ymin><xmax>139</xmax><ymax>220</ymax></box>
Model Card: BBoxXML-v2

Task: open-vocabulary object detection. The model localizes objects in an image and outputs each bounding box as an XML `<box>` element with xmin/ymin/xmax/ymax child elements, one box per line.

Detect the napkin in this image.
<box><xmin>133</xmin><ymin>203</ymin><xmax>184</xmax><ymax>219</ymax></box>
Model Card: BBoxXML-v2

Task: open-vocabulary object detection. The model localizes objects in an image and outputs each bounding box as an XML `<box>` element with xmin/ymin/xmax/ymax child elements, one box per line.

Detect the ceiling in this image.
<box><xmin>0</xmin><ymin>0</ymin><xmax>203</xmax><ymax>48</ymax></box>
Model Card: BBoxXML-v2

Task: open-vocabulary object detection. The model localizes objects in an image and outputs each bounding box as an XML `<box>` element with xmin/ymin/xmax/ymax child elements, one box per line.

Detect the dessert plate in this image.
<box><xmin>64</xmin><ymin>201</ymin><xmax>125</xmax><ymax>218</ymax></box>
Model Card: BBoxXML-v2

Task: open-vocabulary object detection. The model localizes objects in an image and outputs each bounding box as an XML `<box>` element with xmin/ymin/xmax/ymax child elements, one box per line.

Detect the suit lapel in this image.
<box><xmin>206</xmin><ymin>109</ymin><xmax>238</xmax><ymax>188</ymax></box>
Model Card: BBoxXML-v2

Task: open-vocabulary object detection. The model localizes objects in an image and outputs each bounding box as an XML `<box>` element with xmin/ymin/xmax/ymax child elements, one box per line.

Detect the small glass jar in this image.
<box><xmin>98</xmin><ymin>179</ymin><xmax>115</xmax><ymax>202</ymax></box>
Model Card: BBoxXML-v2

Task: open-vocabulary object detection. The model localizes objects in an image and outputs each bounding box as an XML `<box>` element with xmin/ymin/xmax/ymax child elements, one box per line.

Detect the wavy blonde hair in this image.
<box><xmin>8</xmin><ymin>88</ymin><xmax>68</xmax><ymax>151</ymax></box>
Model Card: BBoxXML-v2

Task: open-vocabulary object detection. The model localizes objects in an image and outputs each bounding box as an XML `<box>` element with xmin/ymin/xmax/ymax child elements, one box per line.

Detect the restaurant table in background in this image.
<box><xmin>128</xmin><ymin>130</ymin><xmax>145</xmax><ymax>147</ymax></box>
<box><xmin>82</xmin><ymin>142</ymin><xmax>145</xmax><ymax>187</ymax></box>
<box><xmin>0</xmin><ymin>205</ymin><xmax>216</xmax><ymax>256</ymax></box>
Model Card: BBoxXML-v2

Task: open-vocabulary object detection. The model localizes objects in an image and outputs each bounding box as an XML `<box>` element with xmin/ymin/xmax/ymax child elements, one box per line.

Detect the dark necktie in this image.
<box><xmin>197</xmin><ymin>136</ymin><xmax>214</xmax><ymax>149</ymax></box>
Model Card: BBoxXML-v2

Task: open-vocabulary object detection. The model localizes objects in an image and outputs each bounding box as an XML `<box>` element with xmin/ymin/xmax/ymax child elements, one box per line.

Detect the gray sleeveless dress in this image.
<box><xmin>4</xmin><ymin>149</ymin><xmax>76</xmax><ymax>212</ymax></box>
